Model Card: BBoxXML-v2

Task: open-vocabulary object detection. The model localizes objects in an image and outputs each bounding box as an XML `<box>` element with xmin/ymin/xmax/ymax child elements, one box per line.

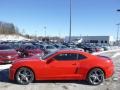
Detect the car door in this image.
<box><xmin>42</xmin><ymin>53</ymin><xmax>79</xmax><ymax>80</ymax></box>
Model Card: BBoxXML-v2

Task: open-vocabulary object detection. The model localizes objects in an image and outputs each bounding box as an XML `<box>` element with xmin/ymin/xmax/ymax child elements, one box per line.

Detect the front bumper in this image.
<box><xmin>0</xmin><ymin>56</ymin><xmax>19</xmax><ymax>65</ymax></box>
<box><xmin>9</xmin><ymin>66</ymin><xmax>16</xmax><ymax>81</ymax></box>
<box><xmin>0</xmin><ymin>60</ymin><xmax>13</xmax><ymax>65</ymax></box>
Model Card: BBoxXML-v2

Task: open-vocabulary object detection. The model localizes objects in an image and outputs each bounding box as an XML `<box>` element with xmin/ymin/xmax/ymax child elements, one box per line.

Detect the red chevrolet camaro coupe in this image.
<box><xmin>9</xmin><ymin>49</ymin><xmax>114</xmax><ymax>85</ymax></box>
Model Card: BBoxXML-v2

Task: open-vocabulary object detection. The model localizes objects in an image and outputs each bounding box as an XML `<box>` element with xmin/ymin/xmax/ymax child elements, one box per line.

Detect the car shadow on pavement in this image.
<box><xmin>0</xmin><ymin>69</ymin><xmax>89</xmax><ymax>85</ymax></box>
<box><xmin>35</xmin><ymin>80</ymin><xmax>89</xmax><ymax>85</ymax></box>
<box><xmin>0</xmin><ymin>69</ymin><xmax>10</xmax><ymax>83</ymax></box>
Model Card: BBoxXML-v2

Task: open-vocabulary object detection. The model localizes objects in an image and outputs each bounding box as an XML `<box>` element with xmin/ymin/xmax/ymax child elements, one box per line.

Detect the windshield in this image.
<box><xmin>42</xmin><ymin>51</ymin><xmax>57</xmax><ymax>60</ymax></box>
<box><xmin>61</xmin><ymin>45</ymin><xmax>67</xmax><ymax>48</ymax></box>
<box><xmin>46</xmin><ymin>45</ymin><xmax>56</xmax><ymax>49</ymax></box>
<box><xmin>21</xmin><ymin>45</ymin><xmax>37</xmax><ymax>50</ymax></box>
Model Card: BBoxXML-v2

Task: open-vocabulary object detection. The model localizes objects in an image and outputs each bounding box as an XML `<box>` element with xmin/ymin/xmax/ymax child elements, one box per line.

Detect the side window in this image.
<box><xmin>46</xmin><ymin>46</ymin><xmax>52</xmax><ymax>49</ymax></box>
<box><xmin>25</xmin><ymin>46</ymin><xmax>31</xmax><ymax>50</ymax></box>
<box><xmin>31</xmin><ymin>46</ymin><xmax>35</xmax><ymax>49</ymax></box>
<box><xmin>40</xmin><ymin>45</ymin><xmax>44</xmax><ymax>49</ymax></box>
<box><xmin>54</xmin><ymin>54</ymin><xmax>65</xmax><ymax>60</ymax></box>
<box><xmin>54</xmin><ymin>53</ymin><xmax>77</xmax><ymax>61</ymax></box>
<box><xmin>77</xmin><ymin>54</ymin><xmax>87</xmax><ymax>60</ymax></box>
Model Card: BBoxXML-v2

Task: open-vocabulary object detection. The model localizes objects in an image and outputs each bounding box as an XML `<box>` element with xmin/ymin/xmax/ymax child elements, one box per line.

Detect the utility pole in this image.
<box><xmin>69</xmin><ymin>0</ymin><xmax>72</xmax><ymax>43</ymax></box>
<box><xmin>116</xmin><ymin>23</ymin><xmax>120</xmax><ymax>45</ymax></box>
<box><xmin>116</xmin><ymin>9</ymin><xmax>120</xmax><ymax>45</ymax></box>
<box><xmin>44</xmin><ymin>26</ymin><xmax>46</xmax><ymax>37</ymax></box>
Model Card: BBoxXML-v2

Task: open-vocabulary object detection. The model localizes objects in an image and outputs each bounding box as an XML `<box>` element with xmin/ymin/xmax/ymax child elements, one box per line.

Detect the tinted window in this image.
<box><xmin>77</xmin><ymin>54</ymin><xmax>87</xmax><ymax>60</ymax></box>
<box><xmin>24</xmin><ymin>45</ymin><xmax>36</xmax><ymax>50</ymax></box>
<box><xmin>46</xmin><ymin>46</ymin><xmax>55</xmax><ymax>49</ymax></box>
<box><xmin>39</xmin><ymin>45</ymin><xmax>44</xmax><ymax>49</ymax></box>
<box><xmin>42</xmin><ymin>51</ymin><xmax>58</xmax><ymax>60</ymax></box>
<box><xmin>61</xmin><ymin>45</ymin><xmax>67</xmax><ymax>49</ymax></box>
<box><xmin>25</xmin><ymin>46</ymin><xmax>32</xmax><ymax>50</ymax></box>
<box><xmin>55</xmin><ymin>53</ymin><xmax>87</xmax><ymax>61</ymax></box>
<box><xmin>54</xmin><ymin>53</ymin><xmax>77</xmax><ymax>61</ymax></box>
<box><xmin>0</xmin><ymin>45</ymin><xmax>12</xmax><ymax>50</ymax></box>
<box><xmin>37</xmin><ymin>45</ymin><xmax>45</xmax><ymax>50</ymax></box>
<box><xmin>105</xmin><ymin>41</ymin><xmax>107</xmax><ymax>43</ymax></box>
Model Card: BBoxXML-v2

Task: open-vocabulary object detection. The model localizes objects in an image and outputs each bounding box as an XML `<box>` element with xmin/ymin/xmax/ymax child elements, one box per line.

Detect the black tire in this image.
<box><xmin>87</xmin><ymin>68</ymin><xmax>105</xmax><ymax>85</ymax></box>
<box><xmin>15</xmin><ymin>67</ymin><xmax>34</xmax><ymax>85</ymax></box>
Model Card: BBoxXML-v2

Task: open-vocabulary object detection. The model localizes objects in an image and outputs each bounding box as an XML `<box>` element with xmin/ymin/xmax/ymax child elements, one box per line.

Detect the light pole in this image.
<box><xmin>35</xmin><ymin>30</ymin><xmax>37</xmax><ymax>40</ymax></box>
<box><xmin>68</xmin><ymin>0</ymin><xmax>72</xmax><ymax>43</ymax></box>
<box><xmin>116</xmin><ymin>9</ymin><xmax>120</xmax><ymax>45</ymax></box>
<box><xmin>116</xmin><ymin>23</ymin><xmax>120</xmax><ymax>45</ymax></box>
<box><xmin>44</xmin><ymin>26</ymin><xmax>46</xmax><ymax>37</ymax></box>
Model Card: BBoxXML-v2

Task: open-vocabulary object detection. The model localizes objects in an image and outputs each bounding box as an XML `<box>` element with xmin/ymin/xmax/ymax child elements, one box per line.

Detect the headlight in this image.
<box><xmin>7</xmin><ymin>56</ymin><xmax>12</xmax><ymax>59</ymax></box>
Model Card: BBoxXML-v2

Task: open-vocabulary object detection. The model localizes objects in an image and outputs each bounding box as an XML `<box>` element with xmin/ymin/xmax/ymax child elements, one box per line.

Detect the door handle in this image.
<box><xmin>72</xmin><ymin>63</ymin><xmax>76</xmax><ymax>65</ymax></box>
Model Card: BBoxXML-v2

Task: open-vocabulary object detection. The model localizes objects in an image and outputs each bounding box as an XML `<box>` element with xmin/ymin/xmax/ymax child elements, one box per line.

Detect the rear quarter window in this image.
<box><xmin>77</xmin><ymin>54</ymin><xmax>87</xmax><ymax>60</ymax></box>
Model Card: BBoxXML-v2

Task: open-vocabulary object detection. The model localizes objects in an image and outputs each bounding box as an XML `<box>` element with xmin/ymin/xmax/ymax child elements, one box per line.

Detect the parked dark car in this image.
<box><xmin>76</xmin><ymin>44</ymin><xmax>96</xmax><ymax>53</ymax></box>
<box><xmin>34</xmin><ymin>44</ymin><xmax>46</xmax><ymax>52</ymax></box>
<box><xmin>53</xmin><ymin>44</ymin><xmax>68</xmax><ymax>49</ymax></box>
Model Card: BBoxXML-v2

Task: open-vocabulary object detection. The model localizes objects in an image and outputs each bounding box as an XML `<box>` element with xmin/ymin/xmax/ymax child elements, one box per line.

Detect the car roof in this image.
<box><xmin>56</xmin><ymin>49</ymin><xmax>90</xmax><ymax>55</ymax></box>
<box><xmin>0</xmin><ymin>44</ymin><xmax>11</xmax><ymax>47</ymax></box>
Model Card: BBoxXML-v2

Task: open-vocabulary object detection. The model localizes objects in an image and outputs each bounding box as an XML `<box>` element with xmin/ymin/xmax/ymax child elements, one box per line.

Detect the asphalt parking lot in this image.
<box><xmin>0</xmin><ymin>50</ymin><xmax>120</xmax><ymax>90</ymax></box>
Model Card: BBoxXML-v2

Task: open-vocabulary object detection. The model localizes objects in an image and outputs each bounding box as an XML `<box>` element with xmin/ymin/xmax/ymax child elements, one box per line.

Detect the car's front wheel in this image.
<box><xmin>87</xmin><ymin>68</ymin><xmax>105</xmax><ymax>85</ymax></box>
<box><xmin>15</xmin><ymin>67</ymin><xmax>34</xmax><ymax>85</ymax></box>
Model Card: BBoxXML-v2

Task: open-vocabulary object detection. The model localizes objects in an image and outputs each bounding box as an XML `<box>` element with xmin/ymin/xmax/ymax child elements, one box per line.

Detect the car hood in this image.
<box><xmin>13</xmin><ymin>56</ymin><xmax>43</xmax><ymax>64</ymax></box>
<box><xmin>0</xmin><ymin>49</ymin><xmax>17</xmax><ymax>56</ymax></box>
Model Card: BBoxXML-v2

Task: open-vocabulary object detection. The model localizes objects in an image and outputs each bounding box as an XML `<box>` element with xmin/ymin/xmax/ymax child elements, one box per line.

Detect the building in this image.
<box><xmin>64</xmin><ymin>36</ymin><xmax>115</xmax><ymax>45</ymax></box>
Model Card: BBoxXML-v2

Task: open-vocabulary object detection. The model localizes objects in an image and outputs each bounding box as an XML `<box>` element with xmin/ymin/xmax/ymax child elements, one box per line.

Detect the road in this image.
<box><xmin>0</xmin><ymin>50</ymin><xmax>120</xmax><ymax>90</ymax></box>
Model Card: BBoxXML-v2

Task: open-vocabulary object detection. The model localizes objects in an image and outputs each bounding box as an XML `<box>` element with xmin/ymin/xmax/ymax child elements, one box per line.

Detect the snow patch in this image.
<box><xmin>112</xmin><ymin>53</ymin><xmax>120</xmax><ymax>58</ymax></box>
<box><xmin>92</xmin><ymin>49</ymin><xmax>120</xmax><ymax>55</ymax></box>
<box><xmin>0</xmin><ymin>35</ymin><xmax>30</xmax><ymax>41</ymax></box>
<box><xmin>0</xmin><ymin>64</ymin><xmax>11</xmax><ymax>70</ymax></box>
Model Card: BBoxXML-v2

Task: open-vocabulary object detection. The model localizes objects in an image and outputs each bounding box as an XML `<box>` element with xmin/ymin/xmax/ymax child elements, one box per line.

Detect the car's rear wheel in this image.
<box><xmin>15</xmin><ymin>67</ymin><xmax>34</xmax><ymax>85</ymax></box>
<box><xmin>87</xmin><ymin>68</ymin><xmax>105</xmax><ymax>85</ymax></box>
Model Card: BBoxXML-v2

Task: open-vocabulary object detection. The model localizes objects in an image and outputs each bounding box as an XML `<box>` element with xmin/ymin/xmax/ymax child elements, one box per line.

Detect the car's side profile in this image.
<box><xmin>9</xmin><ymin>50</ymin><xmax>114</xmax><ymax>85</ymax></box>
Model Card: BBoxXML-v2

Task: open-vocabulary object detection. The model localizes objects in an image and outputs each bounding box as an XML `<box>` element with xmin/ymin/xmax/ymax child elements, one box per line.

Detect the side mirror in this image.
<box><xmin>46</xmin><ymin>58</ymin><xmax>54</xmax><ymax>64</ymax></box>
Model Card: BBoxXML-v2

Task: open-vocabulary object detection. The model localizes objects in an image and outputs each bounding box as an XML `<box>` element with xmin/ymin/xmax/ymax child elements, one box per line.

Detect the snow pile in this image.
<box><xmin>0</xmin><ymin>35</ymin><xmax>30</xmax><ymax>41</ymax></box>
<box><xmin>0</xmin><ymin>64</ymin><xmax>12</xmax><ymax>70</ymax></box>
